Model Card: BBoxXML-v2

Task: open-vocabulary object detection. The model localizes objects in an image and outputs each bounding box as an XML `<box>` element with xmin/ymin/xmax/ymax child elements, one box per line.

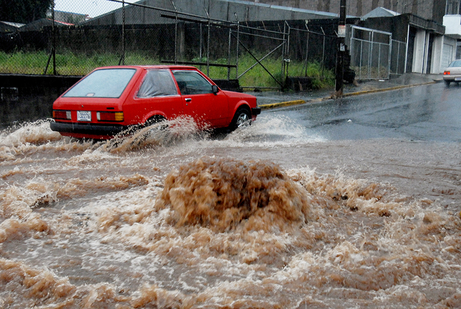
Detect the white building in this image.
<box><xmin>444</xmin><ymin>0</ymin><xmax>461</xmax><ymax>62</ymax></box>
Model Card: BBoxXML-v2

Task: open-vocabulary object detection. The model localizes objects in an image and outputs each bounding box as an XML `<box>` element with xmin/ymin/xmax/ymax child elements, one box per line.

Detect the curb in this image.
<box><xmin>260</xmin><ymin>99</ymin><xmax>306</xmax><ymax>110</ymax></box>
<box><xmin>342</xmin><ymin>81</ymin><xmax>437</xmax><ymax>97</ymax></box>
<box><xmin>259</xmin><ymin>80</ymin><xmax>439</xmax><ymax>110</ymax></box>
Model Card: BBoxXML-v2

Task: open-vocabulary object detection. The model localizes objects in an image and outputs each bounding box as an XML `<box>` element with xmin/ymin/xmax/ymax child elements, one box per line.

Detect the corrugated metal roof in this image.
<box><xmin>361</xmin><ymin>7</ymin><xmax>400</xmax><ymax>20</ymax></box>
<box><xmin>219</xmin><ymin>0</ymin><xmax>339</xmax><ymax>18</ymax></box>
<box><xmin>84</xmin><ymin>0</ymin><xmax>349</xmax><ymax>26</ymax></box>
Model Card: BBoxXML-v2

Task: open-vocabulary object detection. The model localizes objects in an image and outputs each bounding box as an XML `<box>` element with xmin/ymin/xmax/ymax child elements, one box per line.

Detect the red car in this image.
<box><xmin>51</xmin><ymin>65</ymin><xmax>260</xmax><ymax>139</ymax></box>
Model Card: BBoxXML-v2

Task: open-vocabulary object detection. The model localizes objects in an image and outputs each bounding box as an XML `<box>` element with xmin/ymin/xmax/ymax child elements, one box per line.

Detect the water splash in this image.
<box><xmin>224</xmin><ymin>113</ymin><xmax>325</xmax><ymax>145</ymax></box>
<box><xmin>0</xmin><ymin>120</ymin><xmax>62</xmax><ymax>147</ymax></box>
<box><xmin>155</xmin><ymin>157</ymin><xmax>318</xmax><ymax>233</ymax></box>
<box><xmin>0</xmin><ymin>120</ymin><xmax>90</xmax><ymax>161</ymax></box>
<box><xmin>1</xmin><ymin>116</ymin><xmax>461</xmax><ymax>308</ymax></box>
<box><xmin>96</xmin><ymin>116</ymin><xmax>207</xmax><ymax>153</ymax></box>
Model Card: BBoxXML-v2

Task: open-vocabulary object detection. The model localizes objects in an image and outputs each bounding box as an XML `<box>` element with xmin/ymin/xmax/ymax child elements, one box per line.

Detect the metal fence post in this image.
<box><xmin>388</xmin><ymin>35</ymin><xmax>393</xmax><ymax>78</ymax></box>
<box><xmin>52</xmin><ymin>4</ymin><xmax>56</xmax><ymax>75</ymax></box>
<box><xmin>282</xmin><ymin>22</ymin><xmax>286</xmax><ymax>82</ymax></box>
<box><xmin>44</xmin><ymin>1</ymin><xmax>57</xmax><ymax>75</ymax></box>
<box><xmin>283</xmin><ymin>21</ymin><xmax>291</xmax><ymax>81</ymax></box>
<box><xmin>304</xmin><ymin>24</ymin><xmax>309</xmax><ymax>77</ymax></box>
<box><xmin>360</xmin><ymin>36</ymin><xmax>363</xmax><ymax>79</ymax></box>
<box><xmin>119</xmin><ymin>0</ymin><xmax>126</xmax><ymax>65</ymax></box>
<box><xmin>228</xmin><ymin>28</ymin><xmax>232</xmax><ymax>80</ymax></box>
<box><xmin>369</xmin><ymin>31</ymin><xmax>372</xmax><ymax>79</ymax></box>
<box><xmin>236</xmin><ymin>20</ymin><xmax>240</xmax><ymax>79</ymax></box>
<box><xmin>206</xmin><ymin>18</ymin><xmax>210</xmax><ymax>76</ymax></box>
<box><xmin>321</xmin><ymin>27</ymin><xmax>326</xmax><ymax>78</ymax></box>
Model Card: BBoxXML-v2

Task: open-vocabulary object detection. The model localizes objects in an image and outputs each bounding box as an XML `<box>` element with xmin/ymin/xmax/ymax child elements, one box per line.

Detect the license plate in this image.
<box><xmin>455</xmin><ymin>78</ymin><xmax>461</xmax><ymax>81</ymax></box>
<box><xmin>77</xmin><ymin>111</ymin><xmax>91</xmax><ymax>122</ymax></box>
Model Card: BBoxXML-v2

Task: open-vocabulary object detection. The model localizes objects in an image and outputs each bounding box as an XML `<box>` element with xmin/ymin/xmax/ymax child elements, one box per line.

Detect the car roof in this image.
<box><xmin>92</xmin><ymin>65</ymin><xmax>199</xmax><ymax>71</ymax></box>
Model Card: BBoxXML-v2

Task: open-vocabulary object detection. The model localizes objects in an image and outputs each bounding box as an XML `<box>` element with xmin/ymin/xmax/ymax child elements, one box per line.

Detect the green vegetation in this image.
<box><xmin>0</xmin><ymin>51</ymin><xmax>157</xmax><ymax>75</ymax></box>
<box><xmin>292</xmin><ymin>61</ymin><xmax>335</xmax><ymax>89</ymax></box>
<box><xmin>0</xmin><ymin>51</ymin><xmax>334</xmax><ymax>90</ymax></box>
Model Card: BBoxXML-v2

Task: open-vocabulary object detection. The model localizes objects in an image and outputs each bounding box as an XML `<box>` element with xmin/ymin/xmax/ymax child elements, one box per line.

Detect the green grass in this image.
<box><xmin>0</xmin><ymin>51</ymin><xmax>334</xmax><ymax>89</ymax></box>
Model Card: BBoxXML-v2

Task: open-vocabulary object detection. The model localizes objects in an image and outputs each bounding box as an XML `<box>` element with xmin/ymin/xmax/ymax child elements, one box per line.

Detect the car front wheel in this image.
<box><xmin>229</xmin><ymin>107</ymin><xmax>251</xmax><ymax>131</ymax></box>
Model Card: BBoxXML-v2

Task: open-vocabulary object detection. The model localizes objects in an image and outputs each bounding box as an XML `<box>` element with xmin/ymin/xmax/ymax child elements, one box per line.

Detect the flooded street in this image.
<box><xmin>1</xmin><ymin>83</ymin><xmax>461</xmax><ymax>308</ymax></box>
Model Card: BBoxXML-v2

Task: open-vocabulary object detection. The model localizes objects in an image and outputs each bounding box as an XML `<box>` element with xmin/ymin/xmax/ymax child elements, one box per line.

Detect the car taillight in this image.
<box><xmin>53</xmin><ymin>110</ymin><xmax>72</xmax><ymax>120</ymax></box>
<box><xmin>444</xmin><ymin>71</ymin><xmax>450</xmax><ymax>75</ymax></box>
<box><xmin>97</xmin><ymin>111</ymin><xmax>124</xmax><ymax>122</ymax></box>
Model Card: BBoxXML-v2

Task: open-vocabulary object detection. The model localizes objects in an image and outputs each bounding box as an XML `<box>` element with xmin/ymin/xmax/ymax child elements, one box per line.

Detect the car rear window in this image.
<box><xmin>137</xmin><ymin>69</ymin><xmax>178</xmax><ymax>98</ymax></box>
<box><xmin>449</xmin><ymin>60</ymin><xmax>461</xmax><ymax>67</ymax></box>
<box><xmin>63</xmin><ymin>68</ymin><xmax>137</xmax><ymax>98</ymax></box>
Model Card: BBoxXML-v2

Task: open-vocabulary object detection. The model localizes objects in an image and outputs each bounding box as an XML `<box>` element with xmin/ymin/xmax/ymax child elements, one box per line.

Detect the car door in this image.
<box><xmin>128</xmin><ymin>69</ymin><xmax>183</xmax><ymax>124</ymax></box>
<box><xmin>172</xmin><ymin>70</ymin><xmax>229</xmax><ymax>128</ymax></box>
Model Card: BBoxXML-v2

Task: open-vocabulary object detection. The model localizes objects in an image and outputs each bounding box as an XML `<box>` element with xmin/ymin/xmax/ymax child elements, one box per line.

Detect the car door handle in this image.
<box><xmin>185</xmin><ymin>98</ymin><xmax>192</xmax><ymax>102</ymax></box>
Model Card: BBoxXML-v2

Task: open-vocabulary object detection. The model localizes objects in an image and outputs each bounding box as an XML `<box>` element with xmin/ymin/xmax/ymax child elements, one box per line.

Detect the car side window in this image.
<box><xmin>172</xmin><ymin>70</ymin><xmax>213</xmax><ymax>95</ymax></box>
<box><xmin>137</xmin><ymin>69</ymin><xmax>178</xmax><ymax>98</ymax></box>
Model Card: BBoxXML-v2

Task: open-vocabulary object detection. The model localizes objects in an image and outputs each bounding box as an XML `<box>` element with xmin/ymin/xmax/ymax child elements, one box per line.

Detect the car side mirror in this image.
<box><xmin>212</xmin><ymin>85</ymin><xmax>219</xmax><ymax>95</ymax></box>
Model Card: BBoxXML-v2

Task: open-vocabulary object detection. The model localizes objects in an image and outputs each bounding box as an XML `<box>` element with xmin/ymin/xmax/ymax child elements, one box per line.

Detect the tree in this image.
<box><xmin>0</xmin><ymin>0</ymin><xmax>54</xmax><ymax>24</ymax></box>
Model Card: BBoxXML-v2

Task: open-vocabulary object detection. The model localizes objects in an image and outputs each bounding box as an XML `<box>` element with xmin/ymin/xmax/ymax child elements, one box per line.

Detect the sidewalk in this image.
<box><xmin>254</xmin><ymin>73</ymin><xmax>443</xmax><ymax>110</ymax></box>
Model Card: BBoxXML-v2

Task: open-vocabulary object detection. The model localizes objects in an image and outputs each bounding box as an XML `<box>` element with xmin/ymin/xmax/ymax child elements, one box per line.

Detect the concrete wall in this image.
<box><xmin>443</xmin><ymin>15</ymin><xmax>461</xmax><ymax>36</ymax></box>
<box><xmin>0</xmin><ymin>75</ymin><xmax>80</xmax><ymax>129</ymax></box>
<box><xmin>360</xmin><ymin>14</ymin><xmax>410</xmax><ymax>42</ymax></box>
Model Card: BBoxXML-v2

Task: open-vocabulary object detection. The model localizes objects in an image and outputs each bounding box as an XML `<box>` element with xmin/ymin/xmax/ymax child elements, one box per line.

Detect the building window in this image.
<box><xmin>446</xmin><ymin>0</ymin><xmax>461</xmax><ymax>15</ymax></box>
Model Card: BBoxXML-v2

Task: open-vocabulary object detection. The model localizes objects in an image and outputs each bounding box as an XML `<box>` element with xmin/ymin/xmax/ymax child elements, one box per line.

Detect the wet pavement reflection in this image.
<box><xmin>265</xmin><ymin>82</ymin><xmax>461</xmax><ymax>142</ymax></box>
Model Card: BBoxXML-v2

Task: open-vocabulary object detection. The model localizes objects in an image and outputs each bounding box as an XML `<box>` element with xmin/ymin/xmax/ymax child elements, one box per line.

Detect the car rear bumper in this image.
<box><xmin>50</xmin><ymin>121</ymin><xmax>128</xmax><ymax>137</ymax></box>
<box><xmin>252</xmin><ymin>107</ymin><xmax>261</xmax><ymax>116</ymax></box>
<box><xmin>443</xmin><ymin>75</ymin><xmax>461</xmax><ymax>82</ymax></box>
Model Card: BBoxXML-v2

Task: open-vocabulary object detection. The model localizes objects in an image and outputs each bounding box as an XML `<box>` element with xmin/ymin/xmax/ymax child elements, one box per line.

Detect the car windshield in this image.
<box><xmin>63</xmin><ymin>68</ymin><xmax>136</xmax><ymax>98</ymax></box>
<box><xmin>449</xmin><ymin>60</ymin><xmax>461</xmax><ymax>68</ymax></box>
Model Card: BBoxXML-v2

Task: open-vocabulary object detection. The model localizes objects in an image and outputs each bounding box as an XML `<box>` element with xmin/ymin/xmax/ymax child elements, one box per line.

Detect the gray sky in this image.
<box><xmin>54</xmin><ymin>0</ymin><xmax>137</xmax><ymax>18</ymax></box>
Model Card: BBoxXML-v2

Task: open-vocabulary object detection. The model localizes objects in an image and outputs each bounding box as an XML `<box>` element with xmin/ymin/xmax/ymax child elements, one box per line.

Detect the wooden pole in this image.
<box><xmin>335</xmin><ymin>0</ymin><xmax>346</xmax><ymax>96</ymax></box>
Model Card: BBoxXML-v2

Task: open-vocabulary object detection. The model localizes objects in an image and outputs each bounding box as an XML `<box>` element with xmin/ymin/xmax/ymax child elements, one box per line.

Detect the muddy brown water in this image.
<box><xmin>0</xmin><ymin>116</ymin><xmax>460</xmax><ymax>308</ymax></box>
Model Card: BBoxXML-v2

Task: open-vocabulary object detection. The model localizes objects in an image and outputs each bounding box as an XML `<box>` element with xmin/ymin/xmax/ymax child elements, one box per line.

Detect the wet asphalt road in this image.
<box><xmin>265</xmin><ymin>82</ymin><xmax>461</xmax><ymax>143</ymax></box>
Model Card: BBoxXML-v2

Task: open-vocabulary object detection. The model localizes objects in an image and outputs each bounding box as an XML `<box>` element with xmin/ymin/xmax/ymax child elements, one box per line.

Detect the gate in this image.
<box><xmin>350</xmin><ymin>26</ymin><xmax>393</xmax><ymax>80</ymax></box>
<box><xmin>390</xmin><ymin>39</ymin><xmax>407</xmax><ymax>77</ymax></box>
<box><xmin>118</xmin><ymin>0</ymin><xmax>289</xmax><ymax>90</ymax></box>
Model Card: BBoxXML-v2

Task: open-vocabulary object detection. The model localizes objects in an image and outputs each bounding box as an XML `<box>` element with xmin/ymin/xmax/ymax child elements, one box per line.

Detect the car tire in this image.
<box><xmin>229</xmin><ymin>106</ymin><xmax>251</xmax><ymax>131</ymax></box>
<box><xmin>145</xmin><ymin>115</ymin><xmax>167</xmax><ymax>130</ymax></box>
<box><xmin>444</xmin><ymin>80</ymin><xmax>451</xmax><ymax>87</ymax></box>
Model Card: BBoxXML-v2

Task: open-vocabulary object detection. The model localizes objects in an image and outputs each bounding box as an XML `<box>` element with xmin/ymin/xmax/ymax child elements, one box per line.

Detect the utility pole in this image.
<box><xmin>335</xmin><ymin>0</ymin><xmax>346</xmax><ymax>96</ymax></box>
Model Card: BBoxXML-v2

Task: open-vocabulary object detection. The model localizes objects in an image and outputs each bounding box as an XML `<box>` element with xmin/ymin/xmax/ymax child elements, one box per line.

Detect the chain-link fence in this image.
<box><xmin>349</xmin><ymin>26</ymin><xmax>392</xmax><ymax>80</ymax></box>
<box><xmin>286</xmin><ymin>22</ymin><xmax>337</xmax><ymax>75</ymax></box>
<box><xmin>0</xmin><ymin>0</ymin><xmax>339</xmax><ymax>89</ymax></box>
<box><xmin>390</xmin><ymin>39</ymin><xmax>407</xmax><ymax>77</ymax></box>
<box><xmin>349</xmin><ymin>25</ymin><xmax>407</xmax><ymax>80</ymax></box>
